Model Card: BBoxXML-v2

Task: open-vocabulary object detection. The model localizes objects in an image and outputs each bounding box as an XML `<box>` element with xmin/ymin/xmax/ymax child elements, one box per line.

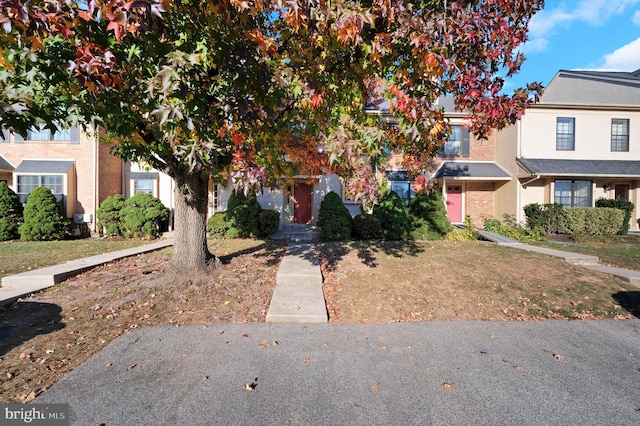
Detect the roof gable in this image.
<box><xmin>539</xmin><ymin>70</ymin><xmax>640</xmax><ymax>107</ymax></box>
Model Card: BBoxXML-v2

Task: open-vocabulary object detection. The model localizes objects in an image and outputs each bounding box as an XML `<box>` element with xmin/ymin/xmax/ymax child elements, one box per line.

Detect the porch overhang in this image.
<box><xmin>0</xmin><ymin>154</ymin><xmax>15</xmax><ymax>173</ymax></box>
<box><xmin>432</xmin><ymin>161</ymin><xmax>511</xmax><ymax>181</ymax></box>
<box><xmin>517</xmin><ymin>158</ymin><xmax>640</xmax><ymax>178</ymax></box>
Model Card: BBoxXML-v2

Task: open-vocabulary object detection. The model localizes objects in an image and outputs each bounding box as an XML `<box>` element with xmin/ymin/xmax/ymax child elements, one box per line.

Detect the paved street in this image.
<box><xmin>36</xmin><ymin>320</ymin><xmax>640</xmax><ymax>425</ymax></box>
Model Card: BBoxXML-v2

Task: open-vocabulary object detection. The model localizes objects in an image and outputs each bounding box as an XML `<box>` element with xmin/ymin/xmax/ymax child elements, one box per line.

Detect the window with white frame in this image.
<box><xmin>611</xmin><ymin>118</ymin><xmax>629</xmax><ymax>152</ymax></box>
<box><xmin>554</xmin><ymin>180</ymin><xmax>592</xmax><ymax>207</ymax></box>
<box><xmin>17</xmin><ymin>175</ymin><xmax>64</xmax><ymax>204</ymax></box>
<box><xmin>133</xmin><ymin>179</ymin><xmax>154</xmax><ymax>195</ymax></box>
<box><xmin>27</xmin><ymin>124</ymin><xmax>74</xmax><ymax>142</ymax></box>
<box><xmin>556</xmin><ymin>117</ymin><xmax>575</xmax><ymax>151</ymax></box>
<box><xmin>439</xmin><ymin>125</ymin><xmax>461</xmax><ymax>156</ymax></box>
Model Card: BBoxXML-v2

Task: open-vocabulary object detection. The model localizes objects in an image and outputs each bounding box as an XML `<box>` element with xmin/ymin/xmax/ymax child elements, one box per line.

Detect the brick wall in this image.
<box><xmin>97</xmin><ymin>142</ymin><xmax>122</xmax><ymax>204</ymax></box>
<box><xmin>465</xmin><ymin>182</ymin><xmax>495</xmax><ymax>227</ymax></box>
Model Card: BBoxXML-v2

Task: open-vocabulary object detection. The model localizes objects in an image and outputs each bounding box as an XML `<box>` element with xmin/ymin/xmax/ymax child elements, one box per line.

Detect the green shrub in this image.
<box><xmin>444</xmin><ymin>215</ymin><xmax>478</xmax><ymax>241</ymax></box>
<box><xmin>557</xmin><ymin>207</ymin><xmax>624</xmax><ymax>238</ymax></box>
<box><xmin>523</xmin><ymin>203</ymin><xmax>563</xmax><ymax>234</ymax></box>
<box><xmin>19</xmin><ymin>186</ymin><xmax>70</xmax><ymax>241</ymax></box>
<box><xmin>408</xmin><ymin>191</ymin><xmax>453</xmax><ymax>239</ymax></box>
<box><xmin>119</xmin><ymin>193</ymin><xmax>169</xmax><ymax>238</ymax></box>
<box><xmin>373</xmin><ymin>191</ymin><xmax>410</xmax><ymax>240</ymax></box>
<box><xmin>258</xmin><ymin>209</ymin><xmax>280</xmax><ymax>237</ymax></box>
<box><xmin>353</xmin><ymin>213</ymin><xmax>381</xmax><ymax>239</ymax></box>
<box><xmin>482</xmin><ymin>216</ymin><xmax>542</xmax><ymax>242</ymax></box>
<box><xmin>0</xmin><ymin>182</ymin><xmax>23</xmax><ymax>240</ymax></box>
<box><xmin>207</xmin><ymin>211</ymin><xmax>231</xmax><ymax>239</ymax></box>
<box><xmin>226</xmin><ymin>190</ymin><xmax>262</xmax><ymax>238</ymax></box>
<box><xmin>318</xmin><ymin>191</ymin><xmax>352</xmax><ymax>241</ymax></box>
<box><xmin>96</xmin><ymin>194</ymin><xmax>125</xmax><ymax>236</ymax></box>
<box><xmin>595</xmin><ymin>198</ymin><xmax>634</xmax><ymax>235</ymax></box>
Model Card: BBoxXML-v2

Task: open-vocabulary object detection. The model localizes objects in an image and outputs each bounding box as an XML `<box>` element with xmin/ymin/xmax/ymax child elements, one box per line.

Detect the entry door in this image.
<box><xmin>615</xmin><ymin>184</ymin><xmax>629</xmax><ymax>200</ymax></box>
<box><xmin>293</xmin><ymin>183</ymin><xmax>313</xmax><ymax>224</ymax></box>
<box><xmin>446</xmin><ymin>185</ymin><xmax>463</xmax><ymax>223</ymax></box>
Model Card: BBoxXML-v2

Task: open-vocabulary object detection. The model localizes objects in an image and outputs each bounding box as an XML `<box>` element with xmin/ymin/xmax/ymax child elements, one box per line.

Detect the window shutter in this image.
<box><xmin>461</xmin><ymin>127</ymin><xmax>470</xmax><ymax>157</ymax></box>
<box><xmin>70</xmin><ymin>127</ymin><xmax>80</xmax><ymax>144</ymax></box>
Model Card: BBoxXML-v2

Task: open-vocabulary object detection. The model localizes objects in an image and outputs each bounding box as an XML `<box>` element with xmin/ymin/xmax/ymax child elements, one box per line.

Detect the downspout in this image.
<box><xmin>93</xmin><ymin>130</ymin><xmax>98</xmax><ymax>234</ymax></box>
<box><xmin>521</xmin><ymin>174</ymin><xmax>541</xmax><ymax>187</ymax></box>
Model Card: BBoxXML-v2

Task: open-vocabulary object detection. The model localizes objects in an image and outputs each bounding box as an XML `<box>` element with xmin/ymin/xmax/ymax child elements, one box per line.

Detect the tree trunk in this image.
<box><xmin>170</xmin><ymin>168</ymin><xmax>215</xmax><ymax>271</ymax></box>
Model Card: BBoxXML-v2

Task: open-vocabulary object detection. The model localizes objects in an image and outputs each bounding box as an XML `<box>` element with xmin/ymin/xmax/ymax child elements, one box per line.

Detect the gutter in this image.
<box><xmin>521</xmin><ymin>174</ymin><xmax>541</xmax><ymax>188</ymax></box>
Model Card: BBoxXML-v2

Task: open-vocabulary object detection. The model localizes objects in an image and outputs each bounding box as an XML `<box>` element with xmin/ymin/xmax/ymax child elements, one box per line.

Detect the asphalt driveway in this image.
<box><xmin>36</xmin><ymin>320</ymin><xmax>640</xmax><ymax>425</ymax></box>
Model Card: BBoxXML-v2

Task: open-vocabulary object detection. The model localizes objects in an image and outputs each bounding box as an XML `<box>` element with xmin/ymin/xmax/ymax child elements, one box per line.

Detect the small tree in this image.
<box><xmin>119</xmin><ymin>193</ymin><xmax>169</xmax><ymax>238</ymax></box>
<box><xmin>0</xmin><ymin>182</ymin><xmax>23</xmax><ymax>240</ymax></box>
<box><xmin>96</xmin><ymin>194</ymin><xmax>126</xmax><ymax>236</ymax></box>
<box><xmin>318</xmin><ymin>192</ymin><xmax>353</xmax><ymax>241</ymax></box>
<box><xmin>19</xmin><ymin>186</ymin><xmax>70</xmax><ymax>241</ymax></box>
<box><xmin>374</xmin><ymin>191</ymin><xmax>410</xmax><ymax>240</ymax></box>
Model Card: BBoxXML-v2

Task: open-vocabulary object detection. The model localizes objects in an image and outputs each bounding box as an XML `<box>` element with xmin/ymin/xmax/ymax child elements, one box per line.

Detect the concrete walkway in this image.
<box><xmin>478</xmin><ymin>230</ymin><xmax>640</xmax><ymax>286</ymax></box>
<box><xmin>0</xmin><ymin>239</ymin><xmax>173</xmax><ymax>306</ymax></box>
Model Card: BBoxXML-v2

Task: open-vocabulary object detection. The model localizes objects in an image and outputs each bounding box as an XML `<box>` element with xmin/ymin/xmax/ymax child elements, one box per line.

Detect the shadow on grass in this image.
<box><xmin>612</xmin><ymin>291</ymin><xmax>640</xmax><ymax>319</ymax></box>
<box><xmin>0</xmin><ymin>302</ymin><xmax>65</xmax><ymax>356</ymax></box>
<box><xmin>214</xmin><ymin>240</ymin><xmax>288</xmax><ymax>268</ymax></box>
<box><xmin>318</xmin><ymin>240</ymin><xmax>427</xmax><ymax>271</ymax></box>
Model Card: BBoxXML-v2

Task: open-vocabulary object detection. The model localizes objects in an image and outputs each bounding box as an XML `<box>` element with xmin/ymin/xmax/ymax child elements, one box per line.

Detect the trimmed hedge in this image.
<box><xmin>19</xmin><ymin>186</ymin><xmax>70</xmax><ymax>241</ymax></box>
<box><xmin>318</xmin><ymin>191</ymin><xmax>352</xmax><ymax>241</ymax></box>
<box><xmin>353</xmin><ymin>213</ymin><xmax>381</xmax><ymax>239</ymax></box>
<box><xmin>0</xmin><ymin>182</ymin><xmax>23</xmax><ymax>240</ymax></box>
<box><xmin>96</xmin><ymin>194</ymin><xmax>125</xmax><ymax>236</ymax></box>
<box><xmin>374</xmin><ymin>191</ymin><xmax>410</xmax><ymax>240</ymax></box>
<box><xmin>557</xmin><ymin>207</ymin><xmax>624</xmax><ymax>238</ymax></box>
<box><xmin>595</xmin><ymin>198</ymin><xmax>634</xmax><ymax>235</ymax></box>
<box><xmin>119</xmin><ymin>193</ymin><xmax>169</xmax><ymax>238</ymax></box>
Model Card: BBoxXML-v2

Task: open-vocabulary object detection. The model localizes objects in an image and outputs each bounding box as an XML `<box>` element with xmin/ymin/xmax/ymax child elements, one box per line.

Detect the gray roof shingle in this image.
<box><xmin>0</xmin><ymin>154</ymin><xmax>14</xmax><ymax>171</ymax></box>
<box><xmin>432</xmin><ymin>161</ymin><xmax>511</xmax><ymax>179</ymax></box>
<box><xmin>15</xmin><ymin>160</ymin><xmax>75</xmax><ymax>174</ymax></box>
<box><xmin>517</xmin><ymin>158</ymin><xmax>640</xmax><ymax>177</ymax></box>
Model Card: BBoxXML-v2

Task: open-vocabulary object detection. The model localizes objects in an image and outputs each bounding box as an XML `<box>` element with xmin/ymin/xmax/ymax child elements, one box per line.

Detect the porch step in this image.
<box><xmin>270</xmin><ymin>225</ymin><xmax>320</xmax><ymax>242</ymax></box>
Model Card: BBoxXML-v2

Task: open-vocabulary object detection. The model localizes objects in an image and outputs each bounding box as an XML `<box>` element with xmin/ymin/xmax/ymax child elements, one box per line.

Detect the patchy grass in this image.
<box><xmin>318</xmin><ymin>240</ymin><xmax>640</xmax><ymax>323</ymax></box>
<box><xmin>529</xmin><ymin>234</ymin><xmax>640</xmax><ymax>271</ymax></box>
<box><xmin>0</xmin><ymin>239</ymin><xmax>149</xmax><ymax>280</ymax></box>
<box><xmin>0</xmin><ymin>239</ymin><xmax>286</xmax><ymax>403</ymax></box>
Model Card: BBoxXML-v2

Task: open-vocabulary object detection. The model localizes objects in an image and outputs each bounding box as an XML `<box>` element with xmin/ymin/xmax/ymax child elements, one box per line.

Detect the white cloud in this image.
<box><xmin>633</xmin><ymin>10</ymin><xmax>640</xmax><ymax>25</ymax></box>
<box><xmin>526</xmin><ymin>0</ymin><xmax>640</xmax><ymax>54</ymax></box>
<box><xmin>601</xmin><ymin>37</ymin><xmax>640</xmax><ymax>70</ymax></box>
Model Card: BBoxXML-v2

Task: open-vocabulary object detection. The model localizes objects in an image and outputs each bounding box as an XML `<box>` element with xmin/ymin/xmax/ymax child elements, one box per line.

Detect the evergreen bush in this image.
<box><xmin>226</xmin><ymin>190</ymin><xmax>262</xmax><ymax>237</ymax></box>
<box><xmin>557</xmin><ymin>207</ymin><xmax>623</xmax><ymax>238</ymax></box>
<box><xmin>0</xmin><ymin>182</ymin><xmax>23</xmax><ymax>240</ymax></box>
<box><xmin>373</xmin><ymin>191</ymin><xmax>410</xmax><ymax>240</ymax></box>
<box><xmin>595</xmin><ymin>198</ymin><xmax>634</xmax><ymax>235</ymax></box>
<box><xmin>19</xmin><ymin>186</ymin><xmax>70</xmax><ymax>241</ymax></box>
<box><xmin>353</xmin><ymin>213</ymin><xmax>381</xmax><ymax>239</ymax></box>
<box><xmin>258</xmin><ymin>210</ymin><xmax>280</xmax><ymax>237</ymax></box>
<box><xmin>318</xmin><ymin>191</ymin><xmax>352</xmax><ymax>241</ymax></box>
<box><xmin>207</xmin><ymin>211</ymin><xmax>231</xmax><ymax>239</ymax></box>
<box><xmin>96</xmin><ymin>194</ymin><xmax>125</xmax><ymax>236</ymax></box>
<box><xmin>409</xmin><ymin>191</ymin><xmax>453</xmax><ymax>239</ymax></box>
<box><xmin>119</xmin><ymin>193</ymin><xmax>169</xmax><ymax>238</ymax></box>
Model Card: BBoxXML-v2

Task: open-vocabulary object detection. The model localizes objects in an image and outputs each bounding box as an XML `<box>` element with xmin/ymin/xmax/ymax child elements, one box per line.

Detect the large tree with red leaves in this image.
<box><xmin>0</xmin><ymin>0</ymin><xmax>543</xmax><ymax>271</ymax></box>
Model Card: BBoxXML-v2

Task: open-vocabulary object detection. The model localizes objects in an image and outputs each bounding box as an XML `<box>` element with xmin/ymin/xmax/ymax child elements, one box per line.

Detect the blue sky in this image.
<box><xmin>504</xmin><ymin>0</ymin><xmax>640</xmax><ymax>92</ymax></box>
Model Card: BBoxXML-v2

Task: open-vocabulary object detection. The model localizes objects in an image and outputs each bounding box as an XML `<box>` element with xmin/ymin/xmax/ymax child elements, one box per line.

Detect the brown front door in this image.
<box><xmin>293</xmin><ymin>183</ymin><xmax>313</xmax><ymax>224</ymax></box>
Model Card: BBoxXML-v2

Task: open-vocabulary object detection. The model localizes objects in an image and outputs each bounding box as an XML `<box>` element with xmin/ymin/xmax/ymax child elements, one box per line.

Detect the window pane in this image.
<box><xmin>440</xmin><ymin>125</ymin><xmax>461</xmax><ymax>156</ymax></box>
<box><xmin>611</xmin><ymin>119</ymin><xmax>629</xmax><ymax>152</ymax></box>
<box><xmin>573</xmin><ymin>181</ymin><xmax>592</xmax><ymax>207</ymax></box>
<box><xmin>134</xmin><ymin>179</ymin><xmax>154</xmax><ymax>195</ymax></box>
<box><xmin>51</xmin><ymin>127</ymin><xmax>71</xmax><ymax>141</ymax></box>
<box><xmin>17</xmin><ymin>175</ymin><xmax>39</xmax><ymax>194</ymax></box>
<box><xmin>554</xmin><ymin>180</ymin><xmax>572</xmax><ymax>207</ymax></box>
<box><xmin>556</xmin><ymin>117</ymin><xmax>575</xmax><ymax>150</ymax></box>
<box><xmin>27</xmin><ymin>125</ymin><xmax>50</xmax><ymax>141</ymax></box>
<box><xmin>42</xmin><ymin>175</ymin><xmax>63</xmax><ymax>194</ymax></box>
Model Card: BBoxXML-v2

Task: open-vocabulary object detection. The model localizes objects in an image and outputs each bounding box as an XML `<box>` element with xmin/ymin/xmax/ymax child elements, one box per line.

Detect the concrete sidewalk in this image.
<box><xmin>0</xmin><ymin>239</ymin><xmax>173</xmax><ymax>306</ymax></box>
<box><xmin>35</xmin><ymin>320</ymin><xmax>640</xmax><ymax>425</ymax></box>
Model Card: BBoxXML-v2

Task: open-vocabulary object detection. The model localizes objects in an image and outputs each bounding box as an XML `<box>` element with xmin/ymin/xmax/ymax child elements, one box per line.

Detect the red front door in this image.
<box><xmin>446</xmin><ymin>186</ymin><xmax>462</xmax><ymax>223</ymax></box>
<box><xmin>293</xmin><ymin>183</ymin><xmax>313</xmax><ymax>224</ymax></box>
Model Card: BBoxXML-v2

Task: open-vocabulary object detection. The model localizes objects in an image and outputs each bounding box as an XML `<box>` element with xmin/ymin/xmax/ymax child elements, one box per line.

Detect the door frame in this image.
<box><xmin>445</xmin><ymin>183</ymin><xmax>464</xmax><ymax>223</ymax></box>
